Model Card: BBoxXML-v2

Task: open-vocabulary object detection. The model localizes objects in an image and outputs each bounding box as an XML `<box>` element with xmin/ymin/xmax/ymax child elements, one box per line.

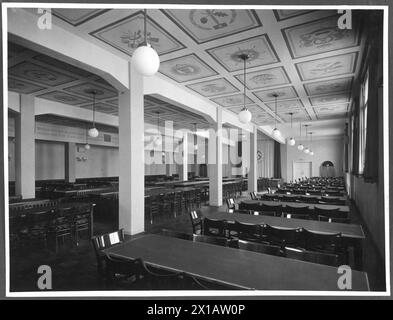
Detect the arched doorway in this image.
<box><xmin>320</xmin><ymin>161</ymin><xmax>335</xmax><ymax>177</ymax></box>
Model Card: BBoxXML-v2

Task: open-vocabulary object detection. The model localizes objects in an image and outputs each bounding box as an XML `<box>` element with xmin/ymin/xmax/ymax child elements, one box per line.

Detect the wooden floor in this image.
<box><xmin>9</xmin><ymin>193</ymin><xmax>386</xmax><ymax>292</ymax></box>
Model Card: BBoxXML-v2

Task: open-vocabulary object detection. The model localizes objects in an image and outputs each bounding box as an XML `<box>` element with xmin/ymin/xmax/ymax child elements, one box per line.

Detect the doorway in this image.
<box><xmin>293</xmin><ymin>161</ymin><xmax>312</xmax><ymax>181</ymax></box>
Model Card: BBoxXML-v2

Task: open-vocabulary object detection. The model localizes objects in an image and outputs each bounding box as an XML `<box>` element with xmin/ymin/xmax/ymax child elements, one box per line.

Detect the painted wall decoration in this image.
<box><xmin>37</xmin><ymin>91</ymin><xmax>90</xmax><ymax>106</ymax></box>
<box><xmin>159</xmin><ymin>54</ymin><xmax>217</xmax><ymax>83</ymax></box>
<box><xmin>63</xmin><ymin>82</ymin><xmax>118</xmax><ymax>100</ymax></box>
<box><xmin>52</xmin><ymin>9</ymin><xmax>109</xmax><ymax>26</ymax></box>
<box><xmin>206</xmin><ymin>34</ymin><xmax>279</xmax><ymax>72</ymax></box>
<box><xmin>186</xmin><ymin>78</ymin><xmax>239</xmax><ymax>97</ymax></box>
<box><xmin>309</xmin><ymin>92</ymin><xmax>350</xmax><ymax>106</ymax></box>
<box><xmin>90</xmin><ymin>11</ymin><xmax>185</xmax><ymax>57</ymax></box>
<box><xmin>9</xmin><ymin>62</ymin><xmax>77</xmax><ymax>86</ymax></box>
<box><xmin>253</xmin><ymin>86</ymin><xmax>298</xmax><ymax>103</ymax></box>
<box><xmin>235</xmin><ymin>66</ymin><xmax>290</xmax><ymax>90</ymax></box>
<box><xmin>304</xmin><ymin>77</ymin><xmax>353</xmax><ymax>96</ymax></box>
<box><xmin>274</xmin><ymin>10</ymin><xmax>315</xmax><ymax>21</ymax></box>
<box><xmin>282</xmin><ymin>14</ymin><xmax>360</xmax><ymax>58</ymax></box>
<box><xmin>8</xmin><ymin>77</ymin><xmax>45</xmax><ymax>94</ymax></box>
<box><xmin>164</xmin><ymin>9</ymin><xmax>261</xmax><ymax>44</ymax></box>
<box><xmin>211</xmin><ymin>93</ymin><xmax>253</xmax><ymax>107</ymax></box>
<box><xmin>295</xmin><ymin>52</ymin><xmax>358</xmax><ymax>81</ymax></box>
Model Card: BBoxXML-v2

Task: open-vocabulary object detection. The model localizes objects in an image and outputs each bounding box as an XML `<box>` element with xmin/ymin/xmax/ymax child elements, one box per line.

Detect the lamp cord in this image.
<box><xmin>274</xmin><ymin>95</ymin><xmax>277</xmax><ymax>128</ymax></box>
<box><xmin>92</xmin><ymin>92</ymin><xmax>96</xmax><ymax>127</ymax></box>
<box><xmin>243</xmin><ymin>57</ymin><xmax>246</xmax><ymax>110</ymax></box>
<box><xmin>144</xmin><ymin>9</ymin><xmax>147</xmax><ymax>45</ymax></box>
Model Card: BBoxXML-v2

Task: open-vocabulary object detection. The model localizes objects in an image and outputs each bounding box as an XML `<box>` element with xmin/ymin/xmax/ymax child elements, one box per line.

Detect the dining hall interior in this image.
<box><xmin>3</xmin><ymin>7</ymin><xmax>387</xmax><ymax>293</ymax></box>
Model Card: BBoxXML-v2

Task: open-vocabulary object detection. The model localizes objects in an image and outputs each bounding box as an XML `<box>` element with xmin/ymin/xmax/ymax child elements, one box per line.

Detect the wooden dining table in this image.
<box><xmin>201</xmin><ymin>208</ymin><xmax>364</xmax><ymax>270</ymax></box>
<box><xmin>261</xmin><ymin>193</ymin><xmax>347</xmax><ymax>202</ymax></box>
<box><xmin>104</xmin><ymin>234</ymin><xmax>369</xmax><ymax>291</ymax></box>
<box><xmin>240</xmin><ymin>200</ymin><xmax>350</xmax><ymax>213</ymax></box>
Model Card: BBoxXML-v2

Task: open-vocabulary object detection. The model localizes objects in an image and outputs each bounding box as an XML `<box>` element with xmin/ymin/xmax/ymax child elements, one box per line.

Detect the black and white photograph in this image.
<box><xmin>0</xmin><ymin>1</ymin><xmax>392</xmax><ymax>302</ymax></box>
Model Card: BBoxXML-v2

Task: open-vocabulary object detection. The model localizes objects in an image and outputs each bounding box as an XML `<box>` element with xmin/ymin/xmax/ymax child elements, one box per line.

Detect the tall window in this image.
<box><xmin>359</xmin><ymin>69</ymin><xmax>369</xmax><ymax>174</ymax></box>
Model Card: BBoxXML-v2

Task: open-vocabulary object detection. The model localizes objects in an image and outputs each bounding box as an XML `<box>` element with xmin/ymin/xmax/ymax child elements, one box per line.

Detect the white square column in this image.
<box><xmin>248</xmin><ymin>126</ymin><xmax>257</xmax><ymax>193</ymax></box>
<box><xmin>118</xmin><ymin>62</ymin><xmax>145</xmax><ymax>235</ymax></box>
<box><xmin>178</xmin><ymin>131</ymin><xmax>188</xmax><ymax>181</ymax></box>
<box><xmin>241</xmin><ymin>130</ymin><xmax>249</xmax><ymax>177</ymax></box>
<box><xmin>209</xmin><ymin>108</ymin><xmax>223</xmax><ymax>206</ymax></box>
<box><xmin>15</xmin><ymin>94</ymin><xmax>35</xmax><ymax>199</ymax></box>
<box><xmin>65</xmin><ymin>142</ymin><xmax>76</xmax><ymax>183</ymax></box>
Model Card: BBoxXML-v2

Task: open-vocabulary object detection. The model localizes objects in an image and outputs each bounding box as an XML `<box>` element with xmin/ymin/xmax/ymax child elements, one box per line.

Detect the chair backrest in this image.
<box><xmin>261</xmin><ymin>203</ymin><xmax>282</xmax><ymax>216</ymax></box>
<box><xmin>92</xmin><ymin>229</ymin><xmax>124</xmax><ymax>253</ymax></box>
<box><xmin>238</xmin><ymin>240</ymin><xmax>282</xmax><ymax>257</ymax></box>
<box><xmin>314</xmin><ymin>206</ymin><xmax>344</xmax><ymax>219</ymax></box>
<box><xmin>226</xmin><ymin>198</ymin><xmax>236</xmax><ymax>210</ymax></box>
<box><xmin>262</xmin><ymin>224</ymin><xmax>303</xmax><ymax>248</ymax></box>
<box><xmin>284</xmin><ymin>205</ymin><xmax>309</xmax><ymax>214</ymax></box>
<box><xmin>161</xmin><ymin>229</ymin><xmax>193</xmax><ymax>241</ymax></box>
<box><xmin>302</xmin><ymin>229</ymin><xmax>342</xmax><ymax>253</ymax></box>
<box><xmin>192</xmin><ymin>234</ymin><xmax>228</xmax><ymax>247</ymax></box>
<box><xmin>250</xmin><ymin>192</ymin><xmax>258</xmax><ymax>200</ymax></box>
<box><xmin>189</xmin><ymin>210</ymin><xmax>202</xmax><ymax>234</ymax></box>
<box><xmin>318</xmin><ymin>215</ymin><xmax>350</xmax><ymax>224</ymax></box>
<box><xmin>284</xmin><ymin>247</ymin><xmax>340</xmax><ymax>267</ymax></box>
<box><xmin>203</xmin><ymin>218</ymin><xmax>227</xmax><ymax>237</ymax></box>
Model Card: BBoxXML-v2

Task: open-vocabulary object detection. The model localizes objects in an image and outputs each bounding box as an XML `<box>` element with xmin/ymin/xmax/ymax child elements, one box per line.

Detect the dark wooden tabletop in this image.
<box><xmin>241</xmin><ymin>200</ymin><xmax>350</xmax><ymax>213</ymax></box>
<box><xmin>104</xmin><ymin>234</ymin><xmax>369</xmax><ymax>291</ymax></box>
<box><xmin>202</xmin><ymin>209</ymin><xmax>364</xmax><ymax>239</ymax></box>
<box><xmin>261</xmin><ymin>193</ymin><xmax>347</xmax><ymax>201</ymax></box>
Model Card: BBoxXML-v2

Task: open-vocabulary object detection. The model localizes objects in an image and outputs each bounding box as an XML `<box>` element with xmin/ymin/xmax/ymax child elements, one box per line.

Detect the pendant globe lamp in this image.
<box><xmin>303</xmin><ymin>124</ymin><xmax>310</xmax><ymax>154</ymax></box>
<box><xmin>84</xmin><ymin>125</ymin><xmax>90</xmax><ymax>150</ymax></box>
<box><xmin>297</xmin><ymin>121</ymin><xmax>304</xmax><ymax>151</ymax></box>
<box><xmin>271</xmin><ymin>93</ymin><xmax>281</xmax><ymax>138</ymax></box>
<box><xmin>238</xmin><ymin>54</ymin><xmax>252</xmax><ymax>124</ymax></box>
<box><xmin>287</xmin><ymin>112</ymin><xmax>296</xmax><ymax>146</ymax></box>
<box><xmin>87</xmin><ymin>90</ymin><xmax>99</xmax><ymax>138</ymax></box>
<box><xmin>131</xmin><ymin>9</ymin><xmax>160</xmax><ymax>76</ymax></box>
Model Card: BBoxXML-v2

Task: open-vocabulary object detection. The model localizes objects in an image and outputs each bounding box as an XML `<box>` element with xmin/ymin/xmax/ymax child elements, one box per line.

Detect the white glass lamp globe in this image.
<box><xmin>88</xmin><ymin>127</ymin><xmax>99</xmax><ymax>138</ymax></box>
<box><xmin>297</xmin><ymin>144</ymin><xmax>304</xmax><ymax>151</ymax></box>
<box><xmin>153</xmin><ymin>135</ymin><xmax>162</xmax><ymax>147</ymax></box>
<box><xmin>272</xmin><ymin>128</ymin><xmax>281</xmax><ymax>138</ymax></box>
<box><xmin>288</xmin><ymin>137</ymin><xmax>296</xmax><ymax>146</ymax></box>
<box><xmin>238</xmin><ymin>108</ymin><xmax>252</xmax><ymax>124</ymax></box>
<box><xmin>131</xmin><ymin>44</ymin><xmax>160</xmax><ymax>76</ymax></box>
<box><xmin>84</xmin><ymin>143</ymin><xmax>90</xmax><ymax>150</ymax></box>
<box><xmin>309</xmin><ymin>150</ymin><xmax>314</xmax><ymax>156</ymax></box>
<box><xmin>304</xmin><ymin>147</ymin><xmax>310</xmax><ymax>154</ymax></box>
<box><xmin>194</xmin><ymin>144</ymin><xmax>198</xmax><ymax>151</ymax></box>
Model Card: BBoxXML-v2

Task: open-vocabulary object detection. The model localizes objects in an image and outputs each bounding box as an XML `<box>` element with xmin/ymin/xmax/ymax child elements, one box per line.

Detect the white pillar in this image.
<box><xmin>209</xmin><ymin>108</ymin><xmax>223</xmax><ymax>206</ymax></box>
<box><xmin>179</xmin><ymin>131</ymin><xmax>188</xmax><ymax>181</ymax></box>
<box><xmin>118</xmin><ymin>62</ymin><xmax>144</xmax><ymax>235</ymax></box>
<box><xmin>65</xmin><ymin>142</ymin><xmax>76</xmax><ymax>183</ymax></box>
<box><xmin>248</xmin><ymin>126</ymin><xmax>257</xmax><ymax>192</ymax></box>
<box><xmin>241</xmin><ymin>131</ymin><xmax>249</xmax><ymax>177</ymax></box>
<box><xmin>15</xmin><ymin>94</ymin><xmax>35</xmax><ymax>199</ymax></box>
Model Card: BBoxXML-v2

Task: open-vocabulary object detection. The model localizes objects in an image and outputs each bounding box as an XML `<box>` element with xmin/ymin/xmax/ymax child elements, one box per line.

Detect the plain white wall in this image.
<box><xmin>281</xmin><ymin>136</ymin><xmax>344</xmax><ymax>182</ymax></box>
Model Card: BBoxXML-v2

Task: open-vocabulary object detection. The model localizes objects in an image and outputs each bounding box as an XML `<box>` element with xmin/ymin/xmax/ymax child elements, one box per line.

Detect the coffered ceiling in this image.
<box><xmin>10</xmin><ymin>8</ymin><xmax>368</xmax><ymax>134</ymax></box>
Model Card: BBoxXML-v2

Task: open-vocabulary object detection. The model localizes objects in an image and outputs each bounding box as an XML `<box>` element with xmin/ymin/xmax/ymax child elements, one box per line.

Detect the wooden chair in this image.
<box><xmin>189</xmin><ymin>210</ymin><xmax>203</xmax><ymax>235</ymax></box>
<box><xmin>302</xmin><ymin>229</ymin><xmax>344</xmax><ymax>258</ymax></box>
<box><xmin>260</xmin><ymin>203</ymin><xmax>282</xmax><ymax>217</ymax></box>
<box><xmin>226</xmin><ymin>198</ymin><xmax>236</xmax><ymax>212</ymax></box>
<box><xmin>262</xmin><ymin>224</ymin><xmax>304</xmax><ymax>249</ymax></box>
<box><xmin>91</xmin><ymin>229</ymin><xmax>125</xmax><ymax>277</ymax></box>
<box><xmin>73</xmin><ymin>203</ymin><xmax>94</xmax><ymax>245</ymax></box>
<box><xmin>192</xmin><ymin>234</ymin><xmax>229</xmax><ymax>247</ymax></box>
<box><xmin>314</xmin><ymin>206</ymin><xmax>347</xmax><ymax>219</ymax></box>
<box><xmin>161</xmin><ymin>228</ymin><xmax>193</xmax><ymax>241</ymax></box>
<box><xmin>250</xmin><ymin>192</ymin><xmax>258</xmax><ymax>200</ymax></box>
<box><xmin>203</xmin><ymin>217</ymin><xmax>227</xmax><ymax>237</ymax></box>
<box><xmin>233</xmin><ymin>221</ymin><xmax>262</xmax><ymax>242</ymax></box>
<box><xmin>47</xmin><ymin>207</ymin><xmax>74</xmax><ymax>252</ymax></box>
<box><xmin>284</xmin><ymin>247</ymin><xmax>340</xmax><ymax>267</ymax></box>
<box><xmin>282</xmin><ymin>205</ymin><xmax>310</xmax><ymax>220</ymax></box>
<box><xmin>238</xmin><ymin>239</ymin><xmax>282</xmax><ymax>257</ymax></box>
